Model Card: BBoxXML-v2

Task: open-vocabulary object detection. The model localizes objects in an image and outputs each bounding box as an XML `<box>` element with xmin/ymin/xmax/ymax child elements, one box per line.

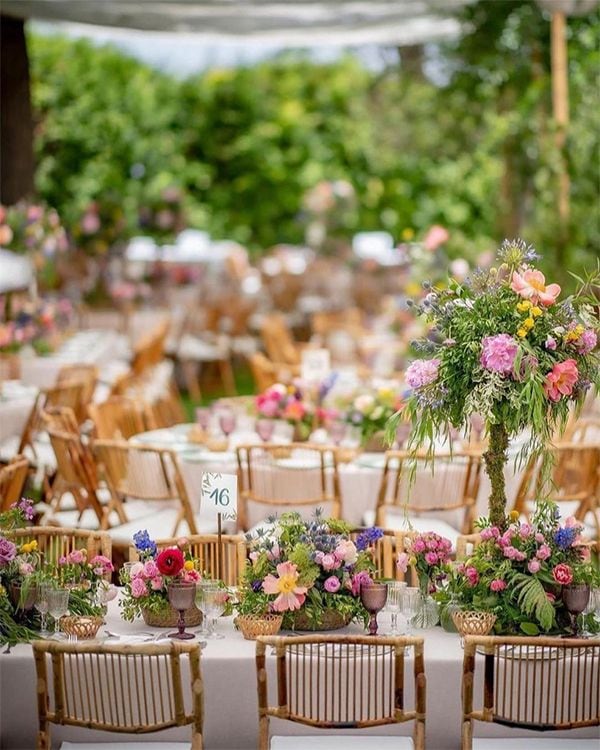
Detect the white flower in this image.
<box><xmin>354</xmin><ymin>394</ymin><xmax>375</xmax><ymax>414</ymax></box>
<box><xmin>371</xmin><ymin>406</ymin><xmax>384</xmax><ymax>420</ymax></box>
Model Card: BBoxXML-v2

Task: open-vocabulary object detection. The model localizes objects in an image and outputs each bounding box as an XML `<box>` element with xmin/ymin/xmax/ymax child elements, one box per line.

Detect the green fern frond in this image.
<box><xmin>511</xmin><ymin>574</ymin><xmax>555</xmax><ymax>631</ymax></box>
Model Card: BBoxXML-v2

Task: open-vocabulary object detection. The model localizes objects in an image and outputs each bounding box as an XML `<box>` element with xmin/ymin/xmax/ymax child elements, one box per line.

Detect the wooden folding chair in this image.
<box><xmin>256</xmin><ymin>634</ymin><xmax>426</xmax><ymax>750</ymax></box>
<box><xmin>374</xmin><ymin>450</ymin><xmax>483</xmax><ymax>545</ymax></box>
<box><xmin>5</xmin><ymin>527</ymin><xmax>111</xmax><ymax>576</ymax></box>
<box><xmin>56</xmin><ymin>364</ymin><xmax>98</xmax><ymax>423</ymax></box>
<box><xmin>33</xmin><ymin>640</ymin><xmax>203</xmax><ymax>750</ymax></box>
<box><xmin>88</xmin><ymin>396</ymin><xmax>147</xmax><ymax>440</ymax></box>
<box><xmin>260</xmin><ymin>313</ymin><xmax>303</xmax><ymax>367</ymax></box>
<box><xmin>236</xmin><ymin>443</ymin><xmax>342</xmax><ymax>532</ymax></box>
<box><xmin>131</xmin><ymin>318</ymin><xmax>170</xmax><ymax>375</ymax></box>
<box><xmin>461</xmin><ymin>635</ymin><xmax>599</xmax><ymax>749</ymax></box>
<box><xmin>93</xmin><ymin>439</ymin><xmax>198</xmax><ymax>537</ymax></box>
<box><xmin>0</xmin><ymin>454</ymin><xmax>29</xmax><ymax>511</ymax></box>
<box><xmin>130</xmin><ymin>533</ymin><xmax>246</xmax><ymax>585</ymax></box>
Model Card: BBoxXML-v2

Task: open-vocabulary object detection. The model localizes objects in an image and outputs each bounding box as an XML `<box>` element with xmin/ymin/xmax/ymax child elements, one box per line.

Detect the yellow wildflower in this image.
<box><xmin>184</xmin><ymin>560</ymin><xmax>195</xmax><ymax>571</ymax></box>
<box><xmin>531</xmin><ymin>306</ymin><xmax>542</xmax><ymax>318</ymax></box>
<box><xmin>401</xmin><ymin>228</ymin><xmax>415</xmax><ymax>241</ymax></box>
<box><xmin>0</xmin><ymin>584</ymin><xmax>5</xmax><ymax>597</ymax></box>
<box><xmin>509</xmin><ymin>510</ymin><xmax>520</xmax><ymax>522</ymax></box>
<box><xmin>20</xmin><ymin>541</ymin><xmax>38</xmax><ymax>554</ymax></box>
<box><xmin>522</xmin><ymin>317</ymin><xmax>535</xmax><ymax>330</ymax></box>
<box><xmin>517</xmin><ymin>328</ymin><xmax>527</xmax><ymax>338</ymax></box>
<box><xmin>516</xmin><ymin>300</ymin><xmax>532</xmax><ymax>313</ymax></box>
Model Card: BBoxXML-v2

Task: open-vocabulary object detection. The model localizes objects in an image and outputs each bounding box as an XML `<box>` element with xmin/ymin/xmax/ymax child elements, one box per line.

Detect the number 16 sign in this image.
<box><xmin>201</xmin><ymin>472</ymin><xmax>238</xmax><ymax>523</ymax></box>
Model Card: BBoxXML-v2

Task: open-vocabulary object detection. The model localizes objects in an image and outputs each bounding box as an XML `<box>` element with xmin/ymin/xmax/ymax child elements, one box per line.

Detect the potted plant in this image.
<box><xmin>389</xmin><ymin>239</ymin><xmax>600</xmax><ymax>528</ymax></box>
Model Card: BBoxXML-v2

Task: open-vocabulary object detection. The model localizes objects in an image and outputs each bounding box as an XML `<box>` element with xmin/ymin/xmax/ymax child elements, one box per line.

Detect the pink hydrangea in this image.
<box><xmin>405</xmin><ymin>359</ymin><xmax>440</xmax><ymax>389</ymax></box>
<box><xmin>543</xmin><ymin>359</ymin><xmax>579</xmax><ymax>402</ymax></box>
<box><xmin>490</xmin><ymin>579</ymin><xmax>506</xmax><ymax>592</ymax></box>
<box><xmin>324</xmin><ymin>576</ymin><xmax>341</xmax><ymax>593</ymax></box>
<box><xmin>480</xmin><ymin>334</ymin><xmax>519</xmax><ymax>375</ymax></box>
<box><xmin>131</xmin><ymin>577</ymin><xmax>148</xmax><ymax>598</ymax></box>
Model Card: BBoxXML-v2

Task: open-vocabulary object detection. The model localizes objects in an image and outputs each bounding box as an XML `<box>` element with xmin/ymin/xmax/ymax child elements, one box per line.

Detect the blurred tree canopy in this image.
<box><xmin>28</xmin><ymin>0</ymin><xmax>599</xmax><ymax>280</ymax></box>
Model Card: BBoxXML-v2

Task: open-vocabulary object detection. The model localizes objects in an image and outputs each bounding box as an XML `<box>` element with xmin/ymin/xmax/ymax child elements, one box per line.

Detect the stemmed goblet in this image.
<box><xmin>196</xmin><ymin>407</ymin><xmax>212</xmax><ymax>432</ymax></box>
<box><xmin>327</xmin><ymin>420</ymin><xmax>346</xmax><ymax>447</ymax></box>
<box><xmin>360</xmin><ymin>582</ymin><xmax>388</xmax><ymax>636</ymax></box>
<box><xmin>202</xmin><ymin>584</ymin><xmax>226</xmax><ymax>639</ymax></box>
<box><xmin>256</xmin><ymin>419</ymin><xmax>275</xmax><ymax>443</ymax></box>
<box><xmin>47</xmin><ymin>588</ymin><xmax>70</xmax><ymax>638</ymax></box>
<box><xmin>167</xmin><ymin>581</ymin><xmax>196</xmax><ymax>640</ymax></box>
<box><xmin>400</xmin><ymin>587</ymin><xmax>421</xmax><ymax>637</ymax></box>
<box><xmin>218</xmin><ymin>410</ymin><xmax>237</xmax><ymax>440</ymax></box>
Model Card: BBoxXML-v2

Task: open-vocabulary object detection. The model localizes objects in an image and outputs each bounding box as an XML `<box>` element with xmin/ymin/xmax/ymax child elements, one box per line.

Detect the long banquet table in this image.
<box><xmin>1</xmin><ymin>597</ymin><xmax>596</xmax><ymax>749</ymax></box>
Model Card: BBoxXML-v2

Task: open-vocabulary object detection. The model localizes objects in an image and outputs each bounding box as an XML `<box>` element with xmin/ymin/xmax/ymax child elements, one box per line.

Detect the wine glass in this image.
<box><xmin>47</xmin><ymin>588</ymin><xmax>70</xmax><ymax>638</ymax></box>
<box><xmin>360</xmin><ymin>582</ymin><xmax>388</xmax><ymax>636</ymax></box>
<box><xmin>386</xmin><ymin>581</ymin><xmax>407</xmax><ymax>635</ymax></box>
<box><xmin>563</xmin><ymin>585</ymin><xmax>591</xmax><ymax>638</ymax></box>
<box><xmin>256</xmin><ymin>418</ymin><xmax>275</xmax><ymax>443</ymax></box>
<box><xmin>327</xmin><ymin>420</ymin><xmax>346</xmax><ymax>447</ymax></box>
<box><xmin>35</xmin><ymin>584</ymin><xmax>51</xmax><ymax>637</ymax></box>
<box><xmin>401</xmin><ymin>587</ymin><xmax>421</xmax><ymax>637</ymax></box>
<box><xmin>202</xmin><ymin>584</ymin><xmax>226</xmax><ymax>639</ymax></box>
<box><xmin>395</xmin><ymin>423</ymin><xmax>411</xmax><ymax>448</ymax></box>
<box><xmin>196</xmin><ymin>407</ymin><xmax>211</xmax><ymax>431</ymax></box>
<box><xmin>218</xmin><ymin>410</ymin><xmax>237</xmax><ymax>439</ymax></box>
<box><xmin>167</xmin><ymin>581</ymin><xmax>196</xmax><ymax>640</ymax></box>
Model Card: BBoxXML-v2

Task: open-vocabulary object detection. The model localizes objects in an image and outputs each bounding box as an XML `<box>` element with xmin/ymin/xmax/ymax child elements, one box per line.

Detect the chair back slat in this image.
<box><xmin>5</xmin><ymin>527</ymin><xmax>111</xmax><ymax>574</ymax></box>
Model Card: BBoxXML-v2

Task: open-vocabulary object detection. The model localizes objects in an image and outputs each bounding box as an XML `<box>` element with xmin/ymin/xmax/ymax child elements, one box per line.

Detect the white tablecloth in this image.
<box><xmin>0</xmin><ymin>396</ymin><xmax>35</xmax><ymax>446</ymax></box>
<box><xmin>0</xmin><ymin>597</ymin><xmax>596</xmax><ymax>749</ymax></box>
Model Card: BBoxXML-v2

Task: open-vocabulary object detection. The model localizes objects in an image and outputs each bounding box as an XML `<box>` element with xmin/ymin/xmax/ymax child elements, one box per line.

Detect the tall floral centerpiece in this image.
<box><xmin>389</xmin><ymin>240</ymin><xmax>600</xmax><ymax>528</ymax></box>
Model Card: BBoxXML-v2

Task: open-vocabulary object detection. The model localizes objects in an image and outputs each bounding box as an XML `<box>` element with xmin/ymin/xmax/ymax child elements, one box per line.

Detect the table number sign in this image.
<box><xmin>201</xmin><ymin>472</ymin><xmax>238</xmax><ymax>523</ymax></box>
<box><xmin>301</xmin><ymin>348</ymin><xmax>330</xmax><ymax>383</ymax></box>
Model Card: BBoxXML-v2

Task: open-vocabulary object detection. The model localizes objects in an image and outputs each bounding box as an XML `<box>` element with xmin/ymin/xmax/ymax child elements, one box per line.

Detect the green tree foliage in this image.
<box><xmin>27</xmin><ymin>0</ymin><xmax>599</xmax><ymax>279</ymax></box>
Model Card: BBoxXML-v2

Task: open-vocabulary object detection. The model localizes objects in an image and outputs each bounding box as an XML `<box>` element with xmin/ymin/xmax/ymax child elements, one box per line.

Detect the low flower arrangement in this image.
<box><xmin>255</xmin><ymin>383</ymin><xmax>315</xmax><ymax>440</ymax></box>
<box><xmin>343</xmin><ymin>386</ymin><xmax>403</xmax><ymax>446</ymax></box>
<box><xmin>436</xmin><ymin>503</ymin><xmax>600</xmax><ymax>636</ymax></box>
<box><xmin>396</xmin><ymin>531</ymin><xmax>453</xmax><ymax>595</ymax></box>
<box><xmin>0</xmin><ymin>498</ymin><xmax>114</xmax><ymax>646</ymax></box>
<box><xmin>119</xmin><ymin>530</ymin><xmax>203</xmax><ymax>622</ymax></box>
<box><xmin>236</xmin><ymin>512</ymin><xmax>379</xmax><ymax>630</ymax></box>
<box><xmin>0</xmin><ymin>296</ymin><xmax>74</xmax><ymax>355</ymax></box>
<box><xmin>389</xmin><ymin>239</ymin><xmax>600</xmax><ymax>528</ymax></box>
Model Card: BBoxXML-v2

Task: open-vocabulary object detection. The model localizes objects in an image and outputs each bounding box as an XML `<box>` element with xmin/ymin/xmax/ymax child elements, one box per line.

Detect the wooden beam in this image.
<box><xmin>550</xmin><ymin>11</ymin><xmax>570</xmax><ymax>233</ymax></box>
<box><xmin>1</xmin><ymin>14</ymin><xmax>35</xmax><ymax>205</ymax></box>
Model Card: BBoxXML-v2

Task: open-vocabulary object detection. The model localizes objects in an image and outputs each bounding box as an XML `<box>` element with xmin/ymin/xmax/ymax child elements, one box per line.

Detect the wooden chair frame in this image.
<box><xmin>0</xmin><ymin>454</ymin><xmax>29</xmax><ymax>511</ymax></box>
<box><xmin>236</xmin><ymin>443</ymin><xmax>342</xmax><ymax>532</ymax></box>
<box><xmin>88</xmin><ymin>395</ymin><xmax>148</xmax><ymax>440</ymax></box>
<box><xmin>93</xmin><ymin>439</ymin><xmax>198</xmax><ymax>536</ymax></box>
<box><xmin>130</xmin><ymin>533</ymin><xmax>246</xmax><ymax>585</ymax></box>
<box><xmin>375</xmin><ymin>450</ymin><xmax>483</xmax><ymax>533</ymax></box>
<box><xmin>56</xmin><ymin>364</ymin><xmax>98</xmax><ymax>423</ymax></box>
<box><xmin>462</xmin><ymin>635</ymin><xmax>600</xmax><ymax>749</ymax></box>
<box><xmin>33</xmin><ymin>640</ymin><xmax>203</xmax><ymax>750</ymax></box>
<box><xmin>5</xmin><ymin>527</ymin><xmax>111</xmax><ymax>577</ymax></box>
<box><xmin>256</xmin><ymin>634</ymin><xmax>426</xmax><ymax>750</ymax></box>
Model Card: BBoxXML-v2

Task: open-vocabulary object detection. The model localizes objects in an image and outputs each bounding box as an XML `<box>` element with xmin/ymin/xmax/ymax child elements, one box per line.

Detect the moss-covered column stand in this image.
<box><xmin>484</xmin><ymin>421</ymin><xmax>509</xmax><ymax>530</ymax></box>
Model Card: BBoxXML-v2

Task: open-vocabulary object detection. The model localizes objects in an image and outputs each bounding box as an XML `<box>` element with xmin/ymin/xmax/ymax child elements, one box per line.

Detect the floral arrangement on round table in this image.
<box><xmin>341</xmin><ymin>386</ymin><xmax>404</xmax><ymax>447</ymax></box>
<box><xmin>389</xmin><ymin>239</ymin><xmax>600</xmax><ymax>528</ymax></box>
<box><xmin>0</xmin><ymin>498</ymin><xmax>115</xmax><ymax>646</ymax></box>
<box><xmin>0</xmin><ymin>296</ymin><xmax>74</xmax><ymax>356</ymax></box>
<box><xmin>437</xmin><ymin>503</ymin><xmax>600</xmax><ymax>636</ymax></box>
<box><xmin>236</xmin><ymin>512</ymin><xmax>379</xmax><ymax>630</ymax></box>
<box><xmin>255</xmin><ymin>383</ymin><xmax>315</xmax><ymax>440</ymax></box>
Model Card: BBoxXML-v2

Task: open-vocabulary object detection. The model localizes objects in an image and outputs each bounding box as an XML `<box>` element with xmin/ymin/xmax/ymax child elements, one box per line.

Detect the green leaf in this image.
<box><xmin>520</xmin><ymin>621</ymin><xmax>540</xmax><ymax>636</ymax></box>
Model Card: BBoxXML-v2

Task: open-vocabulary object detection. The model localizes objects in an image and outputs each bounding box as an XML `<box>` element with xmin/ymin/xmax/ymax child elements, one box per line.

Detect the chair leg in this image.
<box><xmin>182</xmin><ymin>360</ymin><xmax>202</xmax><ymax>401</ymax></box>
<box><xmin>218</xmin><ymin>358</ymin><xmax>236</xmax><ymax>396</ymax></box>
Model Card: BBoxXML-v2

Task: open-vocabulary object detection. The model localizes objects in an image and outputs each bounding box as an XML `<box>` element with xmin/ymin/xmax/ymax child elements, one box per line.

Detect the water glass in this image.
<box><xmin>386</xmin><ymin>581</ymin><xmax>407</xmax><ymax>635</ymax></box>
<box><xmin>35</xmin><ymin>584</ymin><xmax>51</xmax><ymax>637</ymax></box>
<box><xmin>202</xmin><ymin>585</ymin><xmax>226</xmax><ymax>639</ymax></box>
<box><xmin>195</xmin><ymin>579</ymin><xmax>216</xmax><ymax>635</ymax></box>
<box><xmin>256</xmin><ymin>418</ymin><xmax>275</xmax><ymax>443</ymax></box>
<box><xmin>47</xmin><ymin>588</ymin><xmax>70</xmax><ymax>637</ymax></box>
<box><xmin>400</xmin><ymin>587</ymin><xmax>421</xmax><ymax>637</ymax></box>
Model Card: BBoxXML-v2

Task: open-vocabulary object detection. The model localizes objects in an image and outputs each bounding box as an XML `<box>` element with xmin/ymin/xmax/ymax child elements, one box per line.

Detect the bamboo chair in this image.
<box><xmin>5</xmin><ymin>527</ymin><xmax>111</xmax><ymax>576</ymax></box>
<box><xmin>461</xmin><ymin>635</ymin><xmax>600</xmax><ymax>749</ymax></box>
<box><xmin>512</xmin><ymin>443</ymin><xmax>600</xmax><ymax>540</ymax></box>
<box><xmin>373</xmin><ymin>450</ymin><xmax>483</xmax><ymax>545</ymax></box>
<box><xmin>131</xmin><ymin>318</ymin><xmax>170</xmax><ymax>376</ymax></box>
<box><xmin>349</xmin><ymin>528</ymin><xmax>417</xmax><ymax>582</ymax></box>
<box><xmin>256</xmin><ymin>634</ymin><xmax>426</xmax><ymax>750</ymax></box>
<box><xmin>0</xmin><ymin>454</ymin><xmax>29</xmax><ymax>511</ymax></box>
<box><xmin>149</xmin><ymin>378</ymin><xmax>187</xmax><ymax>429</ymax></box>
<box><xmin>93</xmin><ymin>439</ymin><xmax>198</xmax><ymax>537</ymax></box>
<box><xmin>56</xmin><ymin>364</ymin><xmax>98</xmax><ymax>423</ymax></box>
<box><xmin>40</xmin><ymin>406</ymin><xmax>80</xmax><ymax>434</ymax></box>
<box><xmin>88</xmin><ymin>396</ymin><xmax>147</xmax><ymax>440</ymax></box>
<box><xmin>260</xmin><ymin>313</ymin><xmax>302</xmax><ymax>367</ymax></box>
<box><xmin>18</xmin><ymin>381</ymin><xmax>87</xmax><ymax>458</ymax></box>
<box><xmin>130</xmin><ymin>533</ymin><xmax>246</xmax><ymax>585</ymax></box>
<box><xmin>236</xmin><ymin>443</ymin><xmax>341</xmax><ymax>532</ymax></box>
<box><xmin>33</xmin><ymin>640</ymin><xmax>203</xmax><ymax>750</ymax></box>
<box><xmin>455</xmin><ymin>532</ymin><xmax>483</xmax><ymax>561</ymax></box>
<box><xmin>46</xmin><ymin>427</ymin><xmax>115</xmax><ymax>529</ymax></box>
<box><xmin>248</xmin><ymin>352</ymin><xmax>279</xmax><ymax>392</ymax></box>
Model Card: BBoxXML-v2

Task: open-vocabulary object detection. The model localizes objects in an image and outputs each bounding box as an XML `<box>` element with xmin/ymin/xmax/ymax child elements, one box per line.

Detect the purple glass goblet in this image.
<box><xmin>360</xmin><ymin>582</ymin><xmax>388</xmax><ymax>636</ymax></box>
<box><xmin>167</xmin><ymin>581</ymin><xmax>196</xmax><ymax>640</ymax></box>
<box><xmin>196</xmin><ymin>407</ymin><xmax>211</xmax><ymax>431</ymax></box>
<box><xmin>219</xmin><ymin>410</ymin><xmax>237</xmax><ymax>438</ymax></box>
<box><xmin>327</xmin><ymin>420</ymin><xmax>346</xmax><ymax>447</ymax></box>
<box><xmin>256</xmin><ymin>418</ymin><xmax>275</xmax><ymax>443</ymax></box>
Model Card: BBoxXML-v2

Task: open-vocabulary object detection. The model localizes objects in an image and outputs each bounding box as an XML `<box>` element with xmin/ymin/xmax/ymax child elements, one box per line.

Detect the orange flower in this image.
<box><xmin>543</xmin><ymin>359</ymin><xmax>578</xmax><ymax>402</ymax></box>
<box><xmin>511</xmin><ymin>269</ymin><xmax>560</xmax><ymax>306</ymax></box>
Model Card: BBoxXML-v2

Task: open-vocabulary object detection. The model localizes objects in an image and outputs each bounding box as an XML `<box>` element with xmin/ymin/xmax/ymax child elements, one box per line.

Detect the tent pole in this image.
<box><xmin>550</xmin><ymin>11</ymin><xmax>570</xmax><ymax>250</ymax></box>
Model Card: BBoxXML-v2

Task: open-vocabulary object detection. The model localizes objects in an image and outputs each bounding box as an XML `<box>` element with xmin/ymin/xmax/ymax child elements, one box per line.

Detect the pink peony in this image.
<box><xmin>396</xmin><ymin>552</ymin><xmax>410</xmax><ymax>573</ymax></box>
<box><xmin>490</xmin><ymin>579</ymin><xmax>506</xmax><ymax>592</ymax></box>
<box><xmin>465</xmin><ymin>566</ymin><xmax>479</xmax><ymax>586</ymax></box>
<box><xmin>527</xmin><ymin>559</ymin><xmax>541</xmax><ymax>574</ymax></box>
<box><xmin>350</xmin><ymin>571</ymin><xmax>373</xmax><ymax>596</ymax></box>
<box><xmin>324</xmin><ymin>576</ymin><xmax>341</xmax><ymax>593</ymax></box>
<box><xmin>543</xmin><ymin>359</ymin><xmax>579</xmax><ymax>402</ymax></box>
<box><xmin>480</xmin><ymin>334</ymin><xmax>519</xmax><ymax>375</ymax></box>
<box><xmin>405</xmin><ymin>359</ymin><xmax>440</xmax><ymax>389</ymax></box>
<box><xmin>425</xmin><ymin>552</ymin><xmax>439</xmax><ymax>565</ymax></box>
<box><xmin>143</xmin><ymin>560</ymin><xmax>159</xmax><ymax>579</ymax></box>
<box><xmin>320</xmin><ymin>553</ymin><xmax>338</xmax><ymax>571</ymax></box>
<box><xmin>334</xmin><ymin>540</ymin><xmax>358</xmax><ymax>566</ymax></box>
<box><xmin>536</xmin><ymin>544</ymin><xmax>551</xmax><ymax>561</ymax></box>
<box><xmin>413</xmin><ymin>539</ymin><xmax>426</xmax><ymax>553</ymax></box>
<box><xmin>511</xmin><ymin>269</ymin><xmax>561</xmax><ymax>306</ymax></box>
<box><xmin>91</xmin><ymin>555</ymin><xmax>114</xmax><ymax>576</ymax></box>
<box><xmin>552</xmin><ymin>563</ymin><xmax>573</xmax><ymax>585</ymax></box>
<box><xmin>131</xmin><ymin>577</ymin><xmax>148</xmax><ymax>598</ymax></box>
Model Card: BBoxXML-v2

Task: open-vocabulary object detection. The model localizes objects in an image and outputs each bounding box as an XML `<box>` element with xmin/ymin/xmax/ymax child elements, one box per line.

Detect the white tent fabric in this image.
<box><xmin>2</xmin><ymin>1</ymin><xmax>475</xmax><ymax>45</ymax></box>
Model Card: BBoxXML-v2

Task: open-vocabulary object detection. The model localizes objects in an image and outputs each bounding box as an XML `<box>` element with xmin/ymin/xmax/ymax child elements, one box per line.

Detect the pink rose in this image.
<box><xmin>480</xmin><ymin>526</ymin><xmax>499</xmax><ymax>541</ymax></box>
<box><xmin>150</xmin><ymin>575</ymin><xmax>164</xmax><ymax>590</ymax></box>
<box><xmin>129</xmin><ymin>562</ymin><xmax>144</xmax><ymax>578</ymax></box>
<box><xmin>396</xmin><ymin>552</ymin><xmax>409</xmax><ymax>573</ymax></box>
<box><xmin>543</xmin><ymin>359</ymin><xmax>579</xmax><ymax>402</ymax></box>
<box><xmin>527</xmin><ymin>559</ymin><xmax>541</xmax><ymax>574</ymax></box>
<box><xmin>321</xmin><ymin>554</ymin><xmax>338</xmax><ymax>571</ymax></box>
<box><xmin>425</xmin><ymin>552</ymin><xmax>438</xmax><ymax>565</ymax></box>
<box><xmin>511</xmin><ymin>269</ymin><xmax>561</xmax><ymax>306</ymax></box>
<box><xmin>413</xmin><ymin>539</ymin><xmax>426</xmax><ymax>553</ymax></box>
<box><xmin>552</xmin><ymin>563</ymin><xmax>573</xmax><ymax>585</ymax></box>
<box><xmin>131</xmin><ymin>577</ymin><xmax>148</xmax><ymax>598</ymax></box>
<box><xmin>143</xmin><ymin>560</ymin><xmax>159</xmax><ymax>579</ymax></box>
<box><xmin>334</xmin><ymin>540</ymin><xmax>358</xmax><ymax>565</ymax></box>
<box><xmin>519</xmin><ymin>524</ymin><xmax>532</xmax><ymax>539</ymax></box>
<box><xmin>465</xmin><ymin>566</ymin><xmax>479</xmax><ymax>586</ymax></box>
<box><xmin>67</xmin><ymin>550</ymin><xmax>85</xmax><ymax>564</ymax></box>
<box><xmin>350</xmin><ymin>571</ymin><xmax>373</xmax><ymax>596</ymax></box>
<box><xmin>536</xmin><ymin>544</ymin><xmax>551</xmax><ymax>561</ymax></box>
<box><xmin>176</xmin><ymin>537</ymin><xmax>189</xmax><ymax>549</ymax></box>
<box><xmin>534</xmin><ymin>533</ymin><xmax>545</xmax><ymax>543</ymax></box>
<box><xmin>324</xmin><ymin>576</ymin><xmax>341</xmax><ymax>593</ymax></box>
<box><xmin>19</xmin><ymin>562</ymin><xmax>34</xmax><ymax>576</ymax></box>
<box><xmin>490</xmin><ymin>579</ymin><xmax>506</xmax><ymax>592</ymax></box>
